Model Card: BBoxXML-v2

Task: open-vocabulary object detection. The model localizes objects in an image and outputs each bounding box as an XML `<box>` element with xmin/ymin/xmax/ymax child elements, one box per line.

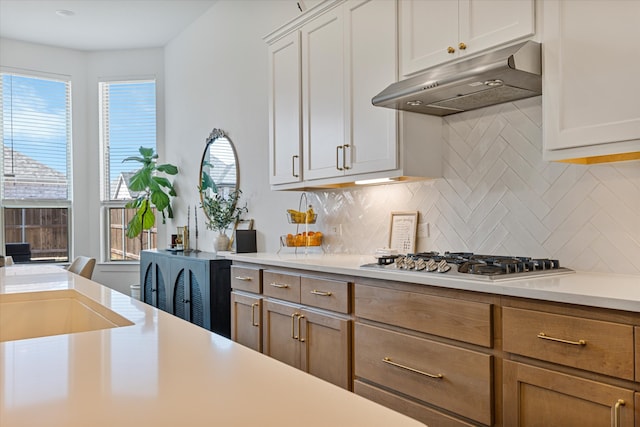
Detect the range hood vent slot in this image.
<box><xmin>373</xmin><ymin>41</ymin><xmax>542</xmax><ymax>116</ymax></box>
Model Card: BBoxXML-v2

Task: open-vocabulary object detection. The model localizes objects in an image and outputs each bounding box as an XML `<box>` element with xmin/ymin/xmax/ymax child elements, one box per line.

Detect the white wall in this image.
<box><xmin>0</xmin><ymin>38</ymin><xmax>164</xmax><ymax>294</ymax></box>
<box><xmin>164</xmin><ymin>0</ymin><xmax>305</xmax><ymax>253</ymax></box>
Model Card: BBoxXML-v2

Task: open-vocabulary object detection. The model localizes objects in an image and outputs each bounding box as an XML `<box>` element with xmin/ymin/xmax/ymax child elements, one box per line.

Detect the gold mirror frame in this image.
<box><xmin>198</xmin><ymin>128</ymin><xmax>239</xmax><ymax>222</ymax></box>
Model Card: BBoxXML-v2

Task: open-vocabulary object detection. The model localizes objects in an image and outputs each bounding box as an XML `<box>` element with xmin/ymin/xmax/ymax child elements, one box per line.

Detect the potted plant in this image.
<box><xmin>123</xmin><ymin>147</ymin><xmax>179</xmax><ymax>248</ymax></box>
<box><xmin>201</xmin><ymin>189</ymin><xmax>248</xmax><ymax>251</ymax></box>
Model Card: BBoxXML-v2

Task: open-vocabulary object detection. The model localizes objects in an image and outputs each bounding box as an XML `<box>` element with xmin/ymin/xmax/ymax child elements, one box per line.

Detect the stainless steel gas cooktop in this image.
<box><xmin>360</xmin><ymin>252</ymin><xmax>574</xmax><ymax>282</ymax></box>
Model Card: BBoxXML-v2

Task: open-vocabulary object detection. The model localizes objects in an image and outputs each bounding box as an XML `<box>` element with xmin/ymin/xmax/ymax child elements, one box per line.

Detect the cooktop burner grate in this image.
<box><xmin>367</xmin><ymin>251</ymin><xmax>573</xmax><ymax>281</ymax></box>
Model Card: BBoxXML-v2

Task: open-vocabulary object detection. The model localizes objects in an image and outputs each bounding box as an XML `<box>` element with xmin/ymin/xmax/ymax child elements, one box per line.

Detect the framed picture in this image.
<box><xmin>388</xmin><ymin>211</ymin><xmax>418</xmax><ymax>254</ymax></box>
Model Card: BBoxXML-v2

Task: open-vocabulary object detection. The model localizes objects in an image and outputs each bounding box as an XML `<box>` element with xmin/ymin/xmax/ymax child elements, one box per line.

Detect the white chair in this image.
<box><xmin>67</xmin><ymin>256</ymin><xmax>96</xmax><ymax>279</ymax></box>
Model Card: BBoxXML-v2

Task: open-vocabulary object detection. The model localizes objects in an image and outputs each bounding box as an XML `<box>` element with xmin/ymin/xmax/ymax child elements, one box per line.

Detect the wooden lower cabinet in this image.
<box><xmin>354</xmin><ymin>380</ymin><xmax>477</xmax><ymax>427</ymax></box>
<box><xmin>262</xmin><ymin>298</ymin><xmax>352</xmax><ymax>390</ymax></box>
<box><xmin>503</xmin><ymin>360</ymin><xmax>634</xmax><ymax>427</ymax></box>
<box><xmin>230</xmin><ymin>291</ymin><xmax>262</xmax><ymax>352</ymax></box>
<box><xmin>355</xmin><ymin>322</ymin><xmax>493</xmax><ymax>425</ymax></box>
<box><xmin>636</xmin><ymin>326</ymin><xmax>640</xmax><ymax>383</ymax></box>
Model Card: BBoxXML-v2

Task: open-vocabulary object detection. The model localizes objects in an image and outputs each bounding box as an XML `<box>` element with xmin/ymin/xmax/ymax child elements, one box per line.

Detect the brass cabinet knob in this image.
<box><xmin>447</xmin><ymin>46</ymin><xmax>455</xmax><ymax>54</ymax></box>
<box><xmin>459</xmin><ymin>42</ymin><xmax>467</xmax><ymax>50</ymax></box>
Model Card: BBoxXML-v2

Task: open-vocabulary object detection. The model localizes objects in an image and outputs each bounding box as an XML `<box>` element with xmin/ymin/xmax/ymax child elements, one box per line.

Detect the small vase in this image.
<box><xmin>214</xmin><ymin>232</ymin><xmax>230</xmax><ymax>252</ymax></box>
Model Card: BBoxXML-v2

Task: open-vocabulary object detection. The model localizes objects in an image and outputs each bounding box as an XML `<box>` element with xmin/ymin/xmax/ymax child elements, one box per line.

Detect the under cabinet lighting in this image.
<box><xmin>355</xmin><ymin>177</ymin><xmax>395</xmax><ymax>185</ymax></box>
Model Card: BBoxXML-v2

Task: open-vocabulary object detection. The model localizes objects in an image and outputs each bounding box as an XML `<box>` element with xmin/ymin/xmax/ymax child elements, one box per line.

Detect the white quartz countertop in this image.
<box><xmin>225</xmin><ymin>252</ymin><xmax>640</xmax><ymax>313</ymax></box>
<box><xmin>0</xmin><ymin>265</ymin><xmax>425</xmax><ymax>427</ymax></box>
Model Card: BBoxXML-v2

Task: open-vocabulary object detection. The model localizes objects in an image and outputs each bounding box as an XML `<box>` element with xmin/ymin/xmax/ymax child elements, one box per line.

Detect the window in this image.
<box><xmin>99</xmin><ymin>80</ymin><xmax>157</xmax><ymax>261</ymax></box>
<box><xmin>1</xmin><ymin>71</ymin><xmax>71</xmax><ymax>263</ymax></box>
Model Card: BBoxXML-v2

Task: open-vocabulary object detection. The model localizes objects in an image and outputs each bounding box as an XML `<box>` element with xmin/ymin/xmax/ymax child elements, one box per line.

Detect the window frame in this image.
<box><xmin>98</xmin><ymin>77</ymin><xmax>158</xmax><ymax>263</ymax></box>
<box><xmin>1</xmin><ymin>68</ymin><xmax>73</xmax><ymax>262</ymax></box>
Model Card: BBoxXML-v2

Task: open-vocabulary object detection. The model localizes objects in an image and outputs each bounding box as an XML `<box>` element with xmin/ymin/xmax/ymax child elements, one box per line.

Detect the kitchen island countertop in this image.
<box><xmin>225</xmin><ymin>252</ymin><xmax>640</xmax><ymax>313</ymax></box>
<box><xmin>0</xmin><ymin>264</ymin><xmax>425</xmax><ymax>427</ymax></box>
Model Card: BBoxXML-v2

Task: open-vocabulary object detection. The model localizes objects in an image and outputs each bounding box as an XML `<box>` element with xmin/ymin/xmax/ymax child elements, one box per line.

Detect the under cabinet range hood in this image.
<box><xmin>373</xmin><ymin>41</ymin><xmax>542</xmax><ymax>116</ymax></box>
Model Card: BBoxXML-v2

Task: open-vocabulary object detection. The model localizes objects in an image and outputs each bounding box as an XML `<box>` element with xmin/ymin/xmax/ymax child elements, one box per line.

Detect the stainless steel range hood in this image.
<box><xmin>372</xmin><ymin>41</ymin><xmax>542</xmax><ymax>116</ymax></box>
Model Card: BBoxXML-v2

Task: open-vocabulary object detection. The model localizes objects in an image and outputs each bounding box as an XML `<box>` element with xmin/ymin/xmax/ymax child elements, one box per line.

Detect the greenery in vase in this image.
<box><xmin>202</xmin><ymin>189</ymin><xmax>248</xmax><ymax>234</ymax></box>
<box><xmin>123</xmin><ymin>147</ymin><xmax>179</xmax><ymax>240</ymax></box>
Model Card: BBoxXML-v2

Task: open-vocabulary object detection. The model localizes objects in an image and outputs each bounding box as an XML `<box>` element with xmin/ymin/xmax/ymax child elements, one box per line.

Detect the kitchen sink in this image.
<box><xmin>0</xmin><ymin>289</ymin><xmax>134</xmax><ymax>342</ymax></box>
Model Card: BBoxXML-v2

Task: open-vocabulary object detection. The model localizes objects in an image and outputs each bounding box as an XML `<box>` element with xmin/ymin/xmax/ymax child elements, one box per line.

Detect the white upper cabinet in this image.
<box><xmin>266</xmin><ymin>0</ymin><xmax>442</xmax><ymax>190</ymax></box>
<box><xmin>542</xmin><ymin>0</ymin><xmax>640</xmax><ymax>163</ymax></box>
<box><xmin>343</xmin><ymin>0</ymin><xmax>398</xmax><ymax>177</ymax></box>
<box><xmin>268</xmin><ymin>32</ymin><xmax>302</xmax><ymax>185</ymax></box>
<box><xmin>302</xmin><ymin>0</ymin><xmax>398</xmax><ymax>182</ymax></box>
<box><xmin>301</xmin><ymin>7</ymin><xmax>346</xmax><ymax>181</ymax></box>
<box><xmin>399</xmin><ymin>0</ymin><xmax>535</xmax><ymax>77</ymax></box>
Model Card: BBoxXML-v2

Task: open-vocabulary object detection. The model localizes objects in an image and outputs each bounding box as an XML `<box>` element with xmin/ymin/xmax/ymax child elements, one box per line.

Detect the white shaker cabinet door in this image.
<box><xmin>459</xmin><ymin>0</ymin><xmax>534</xmax><ymax>60</ymax></box>
<box><xmin>345</xmin><ymin>0</ymin><xmax>398</xmax><ymax>176</ymax></box>
<box><xmin>268</xmin><ymin>32</ymin><xmax>302</xmax><ymax>185</ymax></box>
<box><xmin>399</xmin><ymin>0</ymin><xmax>459</xmax><ymax>77</ymax></box>
<box><xmin>301</xmin><ymin>8</ymin><xmax>346</xmax><ymax>181</ymax></box>
<box><xmin>400</xmin><ymin>0</ymin><xmax>534</xmax><ymax>77</ymax></box>
<box><xmin>543</xmin><ymin>0</ymin><xmax>640</xmax><ymax>161</ymax></box>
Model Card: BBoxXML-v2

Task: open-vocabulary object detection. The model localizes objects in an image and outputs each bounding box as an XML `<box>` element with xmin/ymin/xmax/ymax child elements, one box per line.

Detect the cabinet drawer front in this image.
<box><xmin>355</xmin><ymin>284</ymin><xmax>492</xmax><ymax>347</ymax></box>
<box><xmin>300</xmin><ymin>276</ymin><xmax>350</xmax><ymax>313</ymax></box>
<box><xmin>230</xmin><ymin>266</ymin><xmax>262</xmax><ymax>293</ymax></box>
<box><xmin>263</xmin><ymin>271</ymin><xmax>301</xmax><ymax>303</ymax></box>
<box><xmin>355</xmin><ymin>323</ymin><xmax>493</xmax><ymax>425</ymax></box>
<box><xmin>354</xmin><ymin>380</ymin><xmax>476</xmax><ymax>427</ymax></box>
<box><xmin>503</xmin><ymin>307</ymin><xmax>634</xmax><ymax>380</ymax></box>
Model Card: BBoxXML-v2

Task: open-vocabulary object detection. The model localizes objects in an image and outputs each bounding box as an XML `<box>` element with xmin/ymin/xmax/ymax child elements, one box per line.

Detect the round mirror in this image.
<box><xmin>199</xmin><ymin>128</ymin><xmax>239</xmax><ymax>220</ymax></box>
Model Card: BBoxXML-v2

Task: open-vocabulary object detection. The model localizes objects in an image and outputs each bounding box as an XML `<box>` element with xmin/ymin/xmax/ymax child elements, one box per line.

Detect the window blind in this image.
<box><xmin>100</xmin><ymin>80</ymin><xmax>156</xmax><ymax>201</ymax></box>
<box><xmin>1</xmin><ymin>72</ymin><xmax>71</xmax><ymax>200</ymax></box>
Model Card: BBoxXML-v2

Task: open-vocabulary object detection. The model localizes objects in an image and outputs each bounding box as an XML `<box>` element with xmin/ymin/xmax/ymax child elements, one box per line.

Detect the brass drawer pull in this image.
<box><xmin>336</xmin><ymin>145</ymin><xmax>344</xmax><ymax>171</ymax></box>
<box><xmin>310</xmin><ymin>289</ymin><xmax>332</xmax><ymax>297</ymax></box>
<box><xmin>297</xmin><ymin>314</ymin><xmax>305</xmax><ymax>342</ymax></box>
<box><xmin>270</xmin><ymin>283</ymin><xmax>290</xmax><ymax>289</ymax></box>
<box><xmin>537</xmin><ymin>332</ymin><xmax>586</xmax><ymax>346</ymax></box>
<box><xmin>234</xmin><ymin>276</ymin><xmax>252</xmax><ymax>281</ymax></box>
<box><xmin>614</xmin><ymin>399</ymin><xmax>625</xmax><ymax>427</ymax></box>
<box><xmin>291</xmin><ymin>313</ymin><xmax>298</xmax><ymax>339</ymax></box>
<box><xmin>382</xmin><ymin>357</ymin><xmax>443</xmax><ymax>379</ymax></box>
<box><xmin>250</xmin><ymin>303</ymin><xmax>259</xmax><ymax>327</ymax></box>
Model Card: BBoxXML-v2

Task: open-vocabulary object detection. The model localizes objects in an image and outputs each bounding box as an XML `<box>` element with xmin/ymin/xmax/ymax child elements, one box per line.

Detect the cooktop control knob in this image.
<box><xmin>437</xmin><ymin>259</ymin><xmax>451</xmax><ymax>273</ymax></box>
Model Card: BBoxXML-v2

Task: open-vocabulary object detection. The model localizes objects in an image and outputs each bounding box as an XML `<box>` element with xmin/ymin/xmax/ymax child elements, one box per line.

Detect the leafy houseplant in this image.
<box><xmin>123</xmin><ymin>147</ymin><xmax>179</xmax><ymax>244</ymax></box>
<box><xmin>201</xmin><ymin>189</ymin><xmax>248</xmax><ymax>250</ymax></box>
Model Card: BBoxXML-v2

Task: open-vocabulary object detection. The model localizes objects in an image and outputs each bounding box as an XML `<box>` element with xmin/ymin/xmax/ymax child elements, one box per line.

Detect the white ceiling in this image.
<box><xmin>0</xmin><ymin>0</ymin><xmax>218</xmax><ymax>51</ymax></box>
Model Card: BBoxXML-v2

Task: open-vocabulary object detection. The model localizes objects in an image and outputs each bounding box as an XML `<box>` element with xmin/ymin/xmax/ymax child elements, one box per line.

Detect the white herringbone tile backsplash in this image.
<box><xmin>311</xmin><ymin>97</ymin><xmax>640</xmax><ymax>275</ymax></box>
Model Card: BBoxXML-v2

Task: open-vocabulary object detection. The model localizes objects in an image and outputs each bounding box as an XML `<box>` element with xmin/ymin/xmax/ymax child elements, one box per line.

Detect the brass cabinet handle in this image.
<box><xmin>447</xmin><ymin>46</ymin><xmax>455</xmax><ymax>54</ymax></box>
<box><xmin>297</xmin><ymin>314</ymin><xmax>305</xmax><ymax>342</ymax></box>
<box><xmin>336</xmin><ymin>146</ymin><xmax>344</xmax><ymax>171</ymax></box>
<box><xmin>292</xmin><ymin>155</ymin><xmax>299</xmax><ymax>177</ymax></box>
<box><xmin>291</xmin><ymin>313</ymin><xmax>298</xmax><ymax>339</ymax></box>
<box><xmin>234</xmin><ymin>276</ymin><xmax>252</xmax><ymax>281</ymax></box>
<box><xmin>343</xmin><ymin>144</ymin><xmax>351</xmax><ymax>170</ymax></box>
<box><xmin>613</xmin><ymin>399</ymin><xmax>625</xmax><ymax>427</ymax></box>
<box><xmin>458</xmin><ymin>42</ymin><xmax>467</xmax><ymax>50</ymax></box>
<box><xmin>382</xmin><ymin>357</ymin><xmax>443</xmax><ymax>379</ymax></box>
<box><xmin>310</xmin><ymin>289</ymin><xmax>332</xmax><ymax>297</ymax></box>
<box><xmin>250</xmin><ymin>303</ymin><xmax>259</xmax><ymax>327</ymax></box>
<box><xmin>537</xmin><ymin>332</ymin><xmax>586</xmax><ymax>346</ymax></box>
<box><xmin>270</xmin><ymin>282</ymin><xmax>289</xmax><ymax>289</ymax></box>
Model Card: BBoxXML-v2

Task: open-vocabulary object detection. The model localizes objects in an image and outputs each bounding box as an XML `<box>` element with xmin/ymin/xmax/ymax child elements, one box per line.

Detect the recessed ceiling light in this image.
<box><xmin>55</xmin><ymin>9</ymin><xmax>75</xmax><ymax>17</ymax></box>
